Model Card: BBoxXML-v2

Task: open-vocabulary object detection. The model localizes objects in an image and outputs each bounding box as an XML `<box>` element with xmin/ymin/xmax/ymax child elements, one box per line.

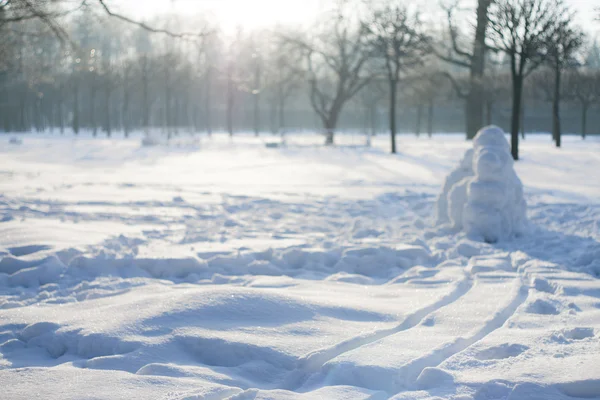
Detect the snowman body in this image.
<box><xmin>436</xmin><ymin>148</ymin><xmax>474</xmax><ymax>225</ymax></box>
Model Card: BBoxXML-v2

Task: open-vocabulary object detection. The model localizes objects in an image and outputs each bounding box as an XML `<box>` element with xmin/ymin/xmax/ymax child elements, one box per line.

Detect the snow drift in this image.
<box><xmin>436</xmin><ymin>126</ymin><xmax>527</xmax><ymax>242</ymax></box>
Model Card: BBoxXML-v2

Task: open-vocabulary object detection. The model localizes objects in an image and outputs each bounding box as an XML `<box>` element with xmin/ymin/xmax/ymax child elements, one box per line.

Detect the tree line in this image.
<box><xmin>1</xmin><ymin>0</ymin><xmax>599</xmax><ymax>159</ymax></box>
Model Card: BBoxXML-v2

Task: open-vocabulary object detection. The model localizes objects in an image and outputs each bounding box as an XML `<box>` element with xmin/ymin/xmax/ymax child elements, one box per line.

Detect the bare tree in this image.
<box><xmin>365</xmin><ymin>3</ymin><xmax>429</xmax><ymax>153</ymax></box>
<box><xmin>251</xmin><ymin>45</ymin><xmax>263</xmax><ymax>137</ymax></box>
<box><xmin>482</xmin><ymin>67</ymin><xmax>511</xmax><ymax>126</ymax></box>
<box><xmin>545</xmin><ymin>21</ymin><xmax>584</xmax><ymax>147</ymax></box>
<box><xmin>564</xmin><ymin>70</ymin><xmax>600</xmax><ymax>138</ymax></box>
<box><xmin>585</xmin><ymin>41</ymin><xmax>600</xmax><ymax>68</ymax></box>
<box><xmin>119</xmin><ymin>58</ymin><xmax>133</xmax><ymax>137</ymax></box>
<box><xmin>0</xmin><ymin>1</ymin><xmax>209</xmax><ymax>39</ymax></box>
<box><xmin>269</xmin><ymin>34</ymin><xmax>304</xmax><ymax>137</ymax></box>
<box><xmin>409</xmin><ymin>70</ymin><xmax>446</xmax><ymax>138</ymax></box>
<box><xmin>488</xmin><ymin>0</ymin><xmax>567</xmax><ymax>160</ymax></box>
<box><xmin>286</xmin><ymin>6</ymin><xmax>373</xmax><ymax>145</ymax></box>
<box><xmin>435</xmin><ymin>0</ymin><xmax>493</xmax><ymax>140</ymax></box>
<box><xmin>198</xmin><ymin>32</ymin><xmax>220</xmax><ymax>136</ymax></box>
<box><xmin>531</xmin><ymin>67</ymin><xmax>555</xmax><ymax>134</ymax></box>
<box><xmin>355</xmin><ymin>78</ymin><xmax>386</xmax><ymax>145</ymax></box>
<box><xmin>224</xmin><ymin>30</ymin><xmax>243</xmax><ymax>137</ymax></box>
<box><xmin>99</xmin><ymin>33</ymin><xmax>117</xmax><ymax>137</ymax></box>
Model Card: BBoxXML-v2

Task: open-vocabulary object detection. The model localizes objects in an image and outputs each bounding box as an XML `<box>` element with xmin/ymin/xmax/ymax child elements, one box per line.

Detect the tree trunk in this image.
<box><xmin>389</xmin><ymin>79</ymin><xmax>397</xmax><ymax>153</ymax></box>
<box><xmin>1</xmin><ymin>88</ymin><xmax>9</xmax><ymax>132</ymax></box>
<box><xmin>370</xmin><ymin>102</ymin><xmax>377</xmax><ymax>137</ymax></box>
<box><xmin>123</xmin><ymin>93</ymin><xmax>130</xmax><ymax>138</ymax></box>
<box><xmin>226</xmin><ymin>62</ymin><xmax>234</xmax><ymax>137</ymax></box>
<box><xmin>173</xmin><ymin>97</ymin><xmax>179</xmax><ymax>136</ymax></box>
<box><xmin>19</xmin><ymin>94</ymin><xmax>26</xmax><ymax>132</ymax></box>
<box><xmin>427</xmin><ymin>100</ymin><xmax>434</xmax><ymax>138</ymax></box>
<box><xmin>253</xmin><ymin>61</ymin><xmax>260</xmax><ymax>137</ymax></box>
<box><xmin>122</xmin><ymin>67</ymin><xmax>130</xmax><ymax>138</ymax></box>
<box><xmin>581</xmin><ymin>103</ymin><xmax>588</xmax><ymax>139</ymax></box>
<box><xmin>254</xmin><ymin>92</ymin><xmax>260</xmax><ymax>136</ymax></box>
<box><xmin>552</xmin><ymin>66</ymin><xmax>561</xmax><ymax>148</ymax></box>
<box><xmin>325</xmin><ymin>129</ymin><xmax>335</xmax><ymax>145</ymax></box>
<box><xmin>58</xmin><ymin>99</ymin><xmax>64</xmax><ymax>134</ymax></box>
<box><xmin>35</xmin><ymin>97</ymin><xmax>43</xmax><ymax>132</ymax></box>
<box><xmin>465</xmin><ymin>0</ymin><xmax>492</xmax><ymax>140</ymax></box>
<box><xmin>142</xmin><ymin>57</ymin><xmax>150</xmax><ymax>136</ymax></box>
<box><xmin>227</xmin><ymin>76</ymin><xmax>234</xmax><ymax>137</ymax></box>
<box><xmin>164</xmin><ymin>66</ymin><xmax>171</xmax><ymax>139</ymax></box>
<box><xmin>269</xmin><ymin>100</ymin><xmax>276</xmax><ymax>134</ymax></box>
<box><xmin>486</xmin><ymin>101</ymin><xmax>492</xmax><ymax>125</ymax></box>
<box><xmin>466</xmin><ymin>91</ymin><xmax>483</xmax><ymax>140</ymax></box>
<box><xmin>187</xmin><ymin>78</ymin><xmax>195</xmax><ymax>135</ymax></box>
<box><xmin>57</xmin><ymin>83</ymin><xmax>64</xmax><ymax>134</ymax></box>
<box><xmin>323</xmin><ymin>107</ymin><xmax>340</xmax><ymax>146</ymax></box>
<box><xmin>520</xmin><ymin>101</ymin><xmax>525</xmax><ymax>139</ymax></box>
<box><xmin>0</xmin><ymin>74</ymin><xmax>6</xmax><ymax>132</ymax></box>
<box><xmin>415</xmin><ymin>105</ymin><xmax>422</xmax><ymax>137</ymax></box>
<box><xmin>73</xmin><ymin>80</ymin><xmax>80</xmax><ymax>135</ymax></box>
<box><xmin>90</xmin><ymin>84</ymin><xmax>97</xmax><ymax>137</ymax></box>
<box><xmin>279</xmin><ymin>97</ymin><xmax>286</xmax><ymax>137</ymax></box>
<box><xmin>205</xmin><ymin>66</ymin><xmax>212</xmax><ymax>136</ymax></box>
<box><xmin>105</xmin><ymin>88</ymin><xmax>111</xmax><ymax>137</ymax></box>
<box><xmin>510</xmin><ymin>76</ymin><xmax>522</xmax><ymax>161</ymax></box>
<box><xmin>194</xmin><ymin>102</ymin><xmax>201</xmax><ymax>133</ymax></box>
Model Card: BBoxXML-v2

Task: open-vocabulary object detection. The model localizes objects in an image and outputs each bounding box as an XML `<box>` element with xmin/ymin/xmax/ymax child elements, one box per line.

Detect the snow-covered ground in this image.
<box><xmin>1</xmin><ymin>132</ymin><xmax>599</xmax><ymax>400</ymax></box>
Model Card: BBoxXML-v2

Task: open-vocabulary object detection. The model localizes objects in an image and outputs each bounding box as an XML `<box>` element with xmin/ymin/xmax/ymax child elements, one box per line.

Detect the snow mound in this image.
<box><xmin>436</xmin><ymin>148</ymin><xmax>474</xmax><ymax>225</ymax></box>
<box><xmin>436</xmin><ymin>125</ymin><xmax>527</xmax><ymax>243</ymax></box>
<box><xmin>415</xmin><ymin>367</ymin><xmax>454</xmax><ymax>389</ymax></box>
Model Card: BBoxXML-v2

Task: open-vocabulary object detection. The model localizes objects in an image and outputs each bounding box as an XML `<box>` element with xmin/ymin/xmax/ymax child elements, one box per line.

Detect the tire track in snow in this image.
<box><xmin>280</xmin><ymin>273</ymin><xmax>474</xmax><ymax>391</ymax></box>
<box><xmin>390</xmin><ymin>276</ymin><xmax>529</xmax><ymax>394</ymax></box>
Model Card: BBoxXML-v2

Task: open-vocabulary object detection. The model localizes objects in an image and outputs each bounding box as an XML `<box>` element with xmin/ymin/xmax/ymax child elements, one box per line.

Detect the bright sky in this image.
<box><xmin>116</xmin><ymin>0</ymin><xmax>599</xmax><ymax>37</ymax></box>
<box><xmin>116</xmin><ymin>0</ymin><xmax>323</xmax><ymax>31</ymax></box>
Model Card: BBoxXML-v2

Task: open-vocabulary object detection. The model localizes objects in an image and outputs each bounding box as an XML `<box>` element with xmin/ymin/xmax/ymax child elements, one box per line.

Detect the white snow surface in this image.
<box><xmin>438</xmin><ymin>126</ymin><xmax>527</xmax><ymax>243</ymax></box>
<box><xmin>1</xmin><ymin>132</ymin><xmax>599</xmax><ymax>400</ymax></box>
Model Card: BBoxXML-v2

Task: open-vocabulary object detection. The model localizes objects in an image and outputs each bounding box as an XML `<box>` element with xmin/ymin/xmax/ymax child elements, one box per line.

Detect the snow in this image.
<box><xmin>0</xmin><ymin>132</ymin><xmax>599</xmax><ymax>400</ymax></box>
<box><xmin>436</xmin><ymin>148</ymin><xmax>474</xmax><ymax>226</ymax></box>
<box><xmin>438</xmin><ymin>126</ymin><xmax>527</xmax><ymax>243</ymax></box>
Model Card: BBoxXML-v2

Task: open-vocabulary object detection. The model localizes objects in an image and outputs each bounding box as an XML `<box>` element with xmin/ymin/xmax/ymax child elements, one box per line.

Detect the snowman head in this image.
<box><xmin>473</xmin><ymin>125</ymin><xmax>510</xmax><ymax>153</ymax></box>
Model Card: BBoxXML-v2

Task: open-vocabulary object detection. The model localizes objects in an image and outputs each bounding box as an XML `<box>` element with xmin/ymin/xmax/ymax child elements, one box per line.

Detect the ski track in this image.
<box><xmin>291</xmin><ymin>269</ymin><xmax>528</xmax><ymax>396</ymax></box>
<box><xmin>280</xmin><ymin>273</ymin><xmax>473</xmax><ymax>391</ymax></box>
<box><xmin>395</xmin><ymin>275</ymin><xmax>529</xmax><ymax>393</ymax></box>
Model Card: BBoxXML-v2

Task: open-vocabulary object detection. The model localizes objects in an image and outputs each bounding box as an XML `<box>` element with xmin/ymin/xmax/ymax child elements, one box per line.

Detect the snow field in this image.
<box><xmin>0</xmin><ymin>132</ymin><xmax>599</xmax><ymax>400</ymax></box>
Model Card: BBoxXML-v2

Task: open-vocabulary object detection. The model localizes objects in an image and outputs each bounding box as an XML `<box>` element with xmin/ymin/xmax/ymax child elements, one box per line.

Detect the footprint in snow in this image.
<box><xmin>475</xmin><ymin>343</ymin><xmax>529</xmax><ymax>361</ymax></box>
<box><xmin>525</xmin><ymin>298</ymin><xmax>562</xmax><ymax>315</ymax></box>
<box><xmin>551</xmin><ymin>327</ymin><xmax>595</xmax><ymax>343</ymax></box>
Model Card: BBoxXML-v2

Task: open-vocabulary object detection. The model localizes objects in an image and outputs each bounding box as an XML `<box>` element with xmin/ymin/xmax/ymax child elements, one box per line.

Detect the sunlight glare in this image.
<box><xmin>129</xmin><ymin>0</ymin><xmax>321</xmax><ymax>31</ymax></box>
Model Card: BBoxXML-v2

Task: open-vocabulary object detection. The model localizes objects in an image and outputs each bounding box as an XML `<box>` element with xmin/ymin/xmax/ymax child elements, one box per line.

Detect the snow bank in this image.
<box><xmin>437</xmin><ymin>126</ymin><xmax>527</xmax><ymax>243</ymax></box>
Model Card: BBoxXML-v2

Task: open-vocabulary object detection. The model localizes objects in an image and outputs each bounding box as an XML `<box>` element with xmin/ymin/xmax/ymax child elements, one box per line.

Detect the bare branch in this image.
<box><xmin>438</xmin><ymin>70</ymin><xmax>468</xmax><ymax>98</ymax></box>
<box><xmin>97</xmin><ymin>0</ymin><xmax>210</xmax><ymax>39</ymax></box>
<box><xmin>444</xmin><ymin>3</ymin><xmax>473</xmax><ymax>62</ymax></box>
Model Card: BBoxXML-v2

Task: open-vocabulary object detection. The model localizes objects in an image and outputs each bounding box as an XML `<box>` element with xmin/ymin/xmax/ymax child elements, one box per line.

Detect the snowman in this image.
<box><xmin>437</xmin><ymin>126</ymin><xmax>527</xmax><ymax>243</ymax></box>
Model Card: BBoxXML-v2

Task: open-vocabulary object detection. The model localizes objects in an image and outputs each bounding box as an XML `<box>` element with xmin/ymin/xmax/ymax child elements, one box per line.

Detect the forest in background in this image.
<box><xmin>1</xmin><ymin>0</ymin><xmax>600</xmax><ymax>157</ymax></box>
